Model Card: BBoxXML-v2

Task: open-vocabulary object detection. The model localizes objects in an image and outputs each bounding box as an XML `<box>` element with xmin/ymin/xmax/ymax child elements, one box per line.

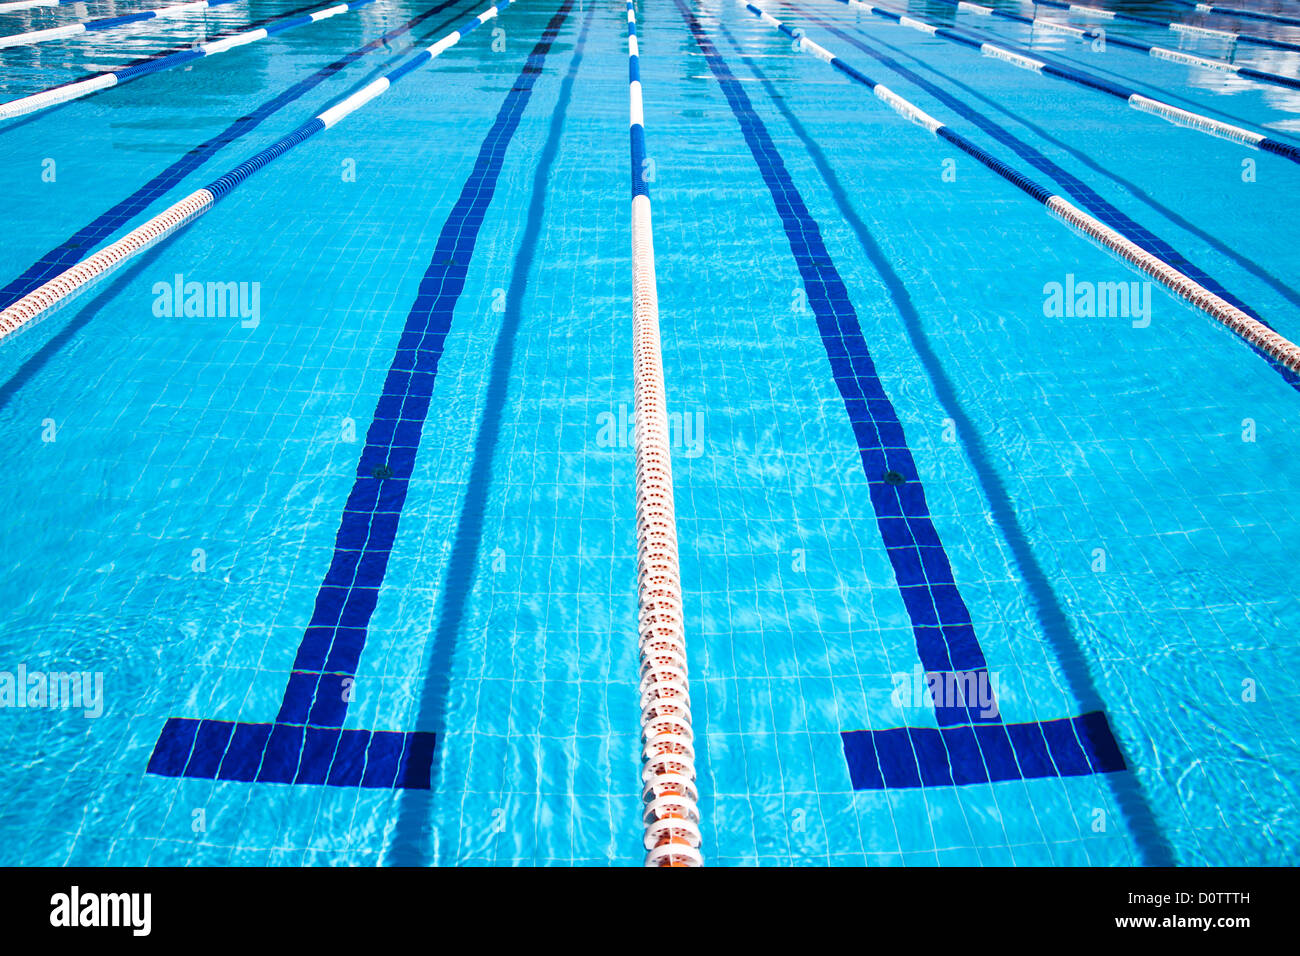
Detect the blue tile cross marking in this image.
<box><xmin>676</xmin><ymin>0</ymin><xmax>1128</xmax><ymax>790</ymax></box>
<box><xmin>147</xmin><ymin>0</ymin><xmax>576</xmax><ymax>790</ymax></box>
<box><xmin>844</xmin><ymin>712</ymin><xmax>1125</xmax><ymax>790</ymax></box>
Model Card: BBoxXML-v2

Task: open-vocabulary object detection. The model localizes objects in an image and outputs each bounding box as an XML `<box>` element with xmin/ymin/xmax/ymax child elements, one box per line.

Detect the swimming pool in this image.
<box><xmin>0</xmin><ymin>0</ymin><xmax>1297</xmax><ymax>866</ymax></box>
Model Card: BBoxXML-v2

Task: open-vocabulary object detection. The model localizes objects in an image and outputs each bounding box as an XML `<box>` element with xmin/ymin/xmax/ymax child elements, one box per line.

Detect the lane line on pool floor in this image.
<box><xmin>714</xmin><ymin>13</ymin><xmax>1177</xmax><ymax>864</ymax></box>
<box><xmin>0</xmin><ymin>0</ymin><xmax>517</xmax><ymax>342</ymax></box>
<box><xmin>388</xmin><ymin>0</ymin><xmax>595</xmax><ymax>862</ymax></box>
<box><xmin>829</xmin><ymin>0</ymin><xmax>1300</xmax><ymax>129</ymax></box>
<box><xmin>0</xmin><ymin>0</ymin><xmax>379</xmax><ymax>122</ymax></box>
<box><xmin>743</xmin><ymin>3</ymin><xmax>1300</xmax><ymax>377</ymax></box>
<box><xmin>0</xmin><ymin>0</ymin><xmax>475</xmax><ymax>314</ymax></box>
<box><xmin>0</xmin><ymin>0</ymin><xmax>241</xmax><ymax>49</ymax></box>
<box><xmin>626</xmin><ymin>0</ymin><xmax>703</xmax><ymax>869</ymax></box>
<box><xmin>679</xmin><ymin>0</ymin><xmax>1175</xmax><ymax>860</ymax></box>
<box><xmin>146</xmin><ymin>0</ymin><xmax>576</xmax><ymax>792</ymax></box>
<box><xmin>781</xmin><ymin>0</ymin><xmax>1300</xmax><ymax>391</ymax></box>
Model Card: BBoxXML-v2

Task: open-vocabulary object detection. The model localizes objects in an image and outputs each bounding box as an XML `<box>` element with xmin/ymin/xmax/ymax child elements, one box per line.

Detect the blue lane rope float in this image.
<box><xmin>625</xmin><ymin>0</ymin><xmax>703</xmax><ymax>870</ymax></box>
<box><xmin>846</xmin><ymin>0</ymin><xmax>1300</xmax><ymax>90</ymax></box>
<box><xmin>742</xmin><ymin>3</ymin><xmax>1300</xmax><ymax>376</ymax></box>
<box><xmin>0</xmin><ymin>0</ymin><xmax>380</xmax><ymax>122</ymax></box>
<box><xmin>1157</xmin><ymin>0</ymin><xmax>1300</xmax><ymax>29</ymax></box>
<box><xmin>939</xmin><ymin>0</ymin><xmax>1300</xmax><ymax>56</ymax></box>
<box><xmin>824</xmin><ymin>0</ymin><xmax>1300</xmax><ymax>162</ymax></box>
<box><xmin>0</xmin><ymin>0</ymin><xmax>474</xmax><ymax>312</ymax></box>
<box><xmin>0</xmin><ymin>0</ymin><xmax>518</xmax><ymax>341</ymax></box>
<box><xmin>0</xmin><ymin>0</ymin><xmax>242</xmax><ymax>50</ymax></box>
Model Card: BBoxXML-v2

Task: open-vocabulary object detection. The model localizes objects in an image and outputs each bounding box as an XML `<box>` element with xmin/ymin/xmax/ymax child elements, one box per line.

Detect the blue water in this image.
<box><xmin>0</xmin><ymin>0</ymin><xmax>1297</xmax><ymax>866</ymax></box>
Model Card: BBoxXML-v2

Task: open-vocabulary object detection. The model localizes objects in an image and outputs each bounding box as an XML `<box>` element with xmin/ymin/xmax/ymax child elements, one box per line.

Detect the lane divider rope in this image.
<box><xmin>1029</xmin><ymin>0</ymin><xmax>1300</xmax><ymax>51</ymax></box>
<box><xmin>949</xmin><ymin>0</ymin><xmax>1300</xmax><ymax>56</ymax></box>
<box><xmin>866</xmin><ymin>0</ymin><xmax>1300</xmax><ymax>89</ymax></box>
<box><xmin>0</xmin><ymin>0</ymin><xmax>378</xmax><ymax>122</ymax></box>
<box><xmin>783</xmin><ymin>0</ymin><xmax>1300</xmax><ymax>391</ymax></box>
<box><xmin>0</xmin><ymin>0</ymin><xmax>241</xmax><ymax>50</ymax></box>
<box><xmin>1152</xmin><ymin>0</ymin><xmax>1300</xmax><ymax>30</ymax></box>
<box><xmin>0</xmin><ymin>0</ymin><xmax>515</xmax><ymax>341</ymax></box>
<box><xmin>626</xmin><ymin>0</ymin><xmax>702</xmax><ymax>869</ymax></box>
<box><xmin>0</xmin><ymin>0</ymin><xmax>472</xmax><ymax>311</ymax></box>
<box><xmin>744</xmin><ymin>3</ymin><xmax>1300</xmax><ymax>375</ymax></box>
<box><xmin>829</xmin><ymin>0</ymin><xmax>1300</xmax><ymax>161</ymax></box>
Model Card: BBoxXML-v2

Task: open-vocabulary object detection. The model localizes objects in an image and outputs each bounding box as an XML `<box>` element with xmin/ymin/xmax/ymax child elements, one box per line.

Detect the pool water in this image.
<box><xmin>0</xmin><ymin>0</ymin><xmax>1297</xmax><ymax>866</ymax></box>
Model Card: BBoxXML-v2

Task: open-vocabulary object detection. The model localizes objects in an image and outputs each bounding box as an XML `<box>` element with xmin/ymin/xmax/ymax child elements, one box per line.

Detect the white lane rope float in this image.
<box><xmin>743</xmin><ymin>3</ymin><xmax>1300</xmax><ymax>376</ymax></box>
<box><xmin>626</xmin><ymin>0</ymin><xmax>703</xmax><ymax>868</ymax></box>
<box><xmin>0</xmin><ymin>1</ymin><xmax>516</xmax><ymax>341</ymax></box>
<box><xmin>827</xmin><ymin>0</ymin><xmax>1300</xmax><ymax>161</ymax></box>
<box><xmin>0</xmin><ymin>0</ymin><xmax>379</xmax><ymax>122</ymax></box>
<box><xmin>0</xmin><ymin>0</ymin><xmax>242</xmax><ymax>50</ymax></box>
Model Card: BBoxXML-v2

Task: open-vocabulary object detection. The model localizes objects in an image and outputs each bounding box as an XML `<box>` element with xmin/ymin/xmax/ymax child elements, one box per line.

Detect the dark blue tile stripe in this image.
<box><xmin>842</xmin><ymin>711</ymin><xmax>1126</xmax><ymax>789</ymax></box>
<box><xmin>678</xmin><ymin>0</ymin><xmax>993</xmax><ymax>725</ymax></box>
<box><xmin>676</xmin><ymin>0</ymin><xmax>1129</xmax><ymax>788</ymax></box>
<box><xmin>0</xmin><ymin>0</ymin><xmax>471</xmax><ymax>311</ymax></box>
<box><xmin>794</xmin><ymin>2</ymin><xmax>1300</xmax><ymax>393</ymax></box>
<box><xmin>277</xmin><ymin>0</ymin><xmax>573</xmax><ymax>729</ymax></box>
<box><xmin>147</xmin><ymin>718</ymin><xmax>436</xmax><ymax>789</ymax></box>
<box><xmin>147</xmin><ymin>0</ymin><xmax>575</xmax><ymax>789</ymax></box>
